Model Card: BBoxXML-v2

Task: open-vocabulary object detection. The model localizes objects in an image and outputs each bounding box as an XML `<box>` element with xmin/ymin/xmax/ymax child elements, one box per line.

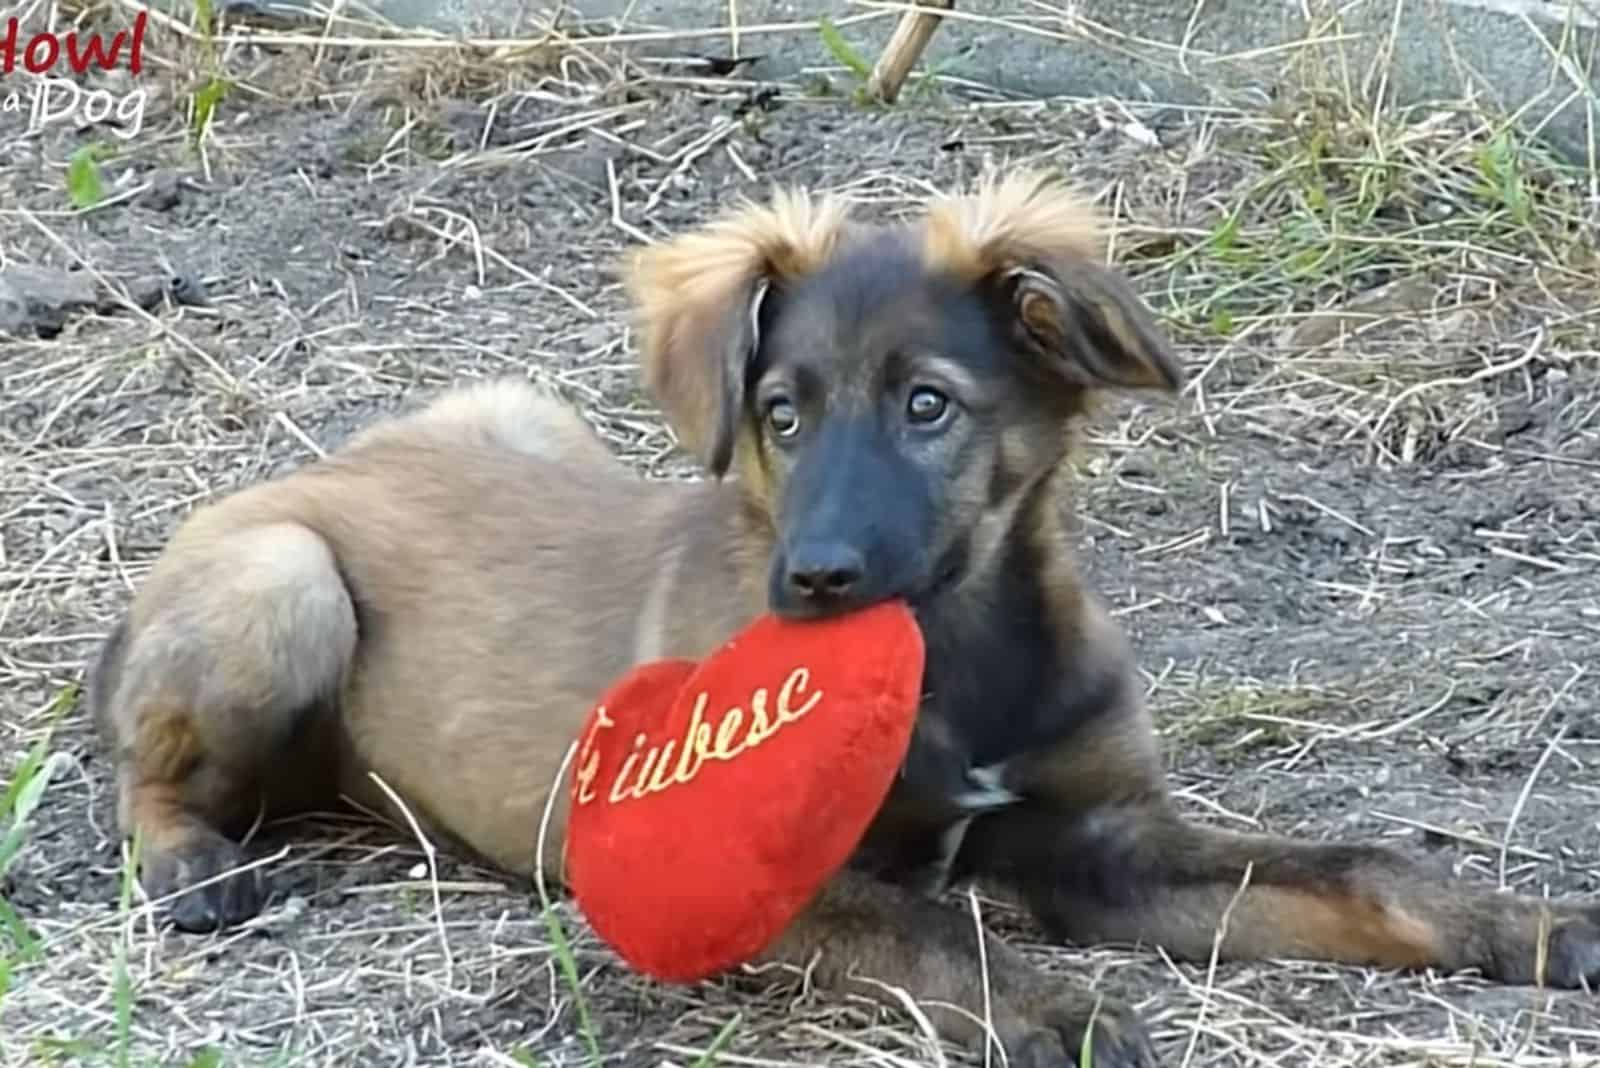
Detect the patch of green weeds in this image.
<box><xmin>1</xmin><ymin>691</ymin><xmax>243</xmax><ymax>1067</ymax></box>
<box><xmin>1122</xmin><ymin>0</ymin><xmax>1596</xmax><ymax>355</ymax></box>
<box><xmin>1145</xmin><ymin>96</ymin><xmax>1592</xmax><ymax>345</ymax></box>
<box><xmin>813</xmin><ymin>17</ymin><xmax>881</xmax><ymax>108</ymax></box>
<box><xmin>818</xmin><ymin>16</ymin><xmax>872</xmax><ymax>80</ymax></box>
<box><xmin>65</xmin><ymin>144</ymin><xmax>109</xmax><ymax>209</ymax></box>
<box><xmin>0</xmin><ymin>687</ymin><xmax>70</xmax><ymax>1043</ymax></box>
<box><xmin>187</xmin><ymin>0</ymin><xmax>232</xmax><ymax>150</ymax></box>
<box><xmin>1473</xmin><ymin>130</ymin><xmax>1534</xmax><ymax>227</ymax></box>
<box><xmin>0</xmin><ymin>685</ymin><xmax>76</xmax><ymax>975</ymax></box>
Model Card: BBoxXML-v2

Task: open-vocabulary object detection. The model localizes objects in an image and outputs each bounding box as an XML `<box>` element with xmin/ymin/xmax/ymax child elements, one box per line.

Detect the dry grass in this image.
<box><xmin>1</xmin><ymin>1</ymin><xmax>1598</xmax><ymax>1066</ymax></box>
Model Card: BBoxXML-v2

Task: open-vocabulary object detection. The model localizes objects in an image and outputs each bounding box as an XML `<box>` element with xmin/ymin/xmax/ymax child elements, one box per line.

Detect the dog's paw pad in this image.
<box><xmin>142</xmin><ymin>833</ymin><xmax>267</xmax><ymax>933</ymax></box>
<box><xmin>1016</xmin><ymin>998</ymin><xmax>1161</xmax><ymax>1068</ymax></box>
<box><xmin>1547</xmin><ymin>910</ymin><xmax>1600</xmax><ymax>991</ymax></box>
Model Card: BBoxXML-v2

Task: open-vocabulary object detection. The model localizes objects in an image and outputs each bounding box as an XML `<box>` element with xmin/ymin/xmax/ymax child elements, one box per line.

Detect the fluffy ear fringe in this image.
<box><xmin>923</xmin><ymin>168</ymin><xmax>1182</xmax><ymax>395</ymax></box>
<box><xmin>622</xmin><ymin>187</ymin><xmax>854</xmax><ymax>357</ymax></box>
<box><xmin>623</xmin><ymin>169</ymin><xmax>1104</xmax><ymax>348</ymax></box>
<box><xmin>620</xmin><ymin>189</ymin><xmax>853</xmax><ymax>471</ymax></box>
<box><xmin>920</xmin><ymin>168</ymin><xmax>1107</xmax><ymax>281</ymax></box>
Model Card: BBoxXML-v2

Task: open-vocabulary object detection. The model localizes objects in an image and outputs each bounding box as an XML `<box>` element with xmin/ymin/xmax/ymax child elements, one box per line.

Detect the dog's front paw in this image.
<box><xmin>1543</xmin><ymin>906</ymin><xmax>1600</xmax><ymax>990</ymax></box>
<box><xmin>141</xmin><ymin>830</ymin><xmax>267</xmax><ymax>933</ymax></box>
<box><xmin>1475</xmin><ymin>900</ymin><xmax>1600</xmax><ymax>990</ymax></box>
<box><xmin>1007</xmin><ymin>993</ymin><xmax>1160</xmax><ymax>1068</ymax></box>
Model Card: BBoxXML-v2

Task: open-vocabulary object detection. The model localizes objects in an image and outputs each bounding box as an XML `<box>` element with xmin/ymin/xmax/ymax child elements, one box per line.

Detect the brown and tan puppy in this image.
<box><xmin>89</xmin><ymin>170</ymin><xmax>1600</xmax><ymax>1068</ymax></box>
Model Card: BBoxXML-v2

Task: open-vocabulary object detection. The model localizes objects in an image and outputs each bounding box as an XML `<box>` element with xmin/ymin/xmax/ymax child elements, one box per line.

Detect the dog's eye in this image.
<box><xmin>766</xmin><ymin>398</ymin><xmax>800</xmax><ymax>438</ymax></box>
<box><xmin>907</xmin><ymin>386</ymin><xmax>949</xmax><ymax>425</ymax></box>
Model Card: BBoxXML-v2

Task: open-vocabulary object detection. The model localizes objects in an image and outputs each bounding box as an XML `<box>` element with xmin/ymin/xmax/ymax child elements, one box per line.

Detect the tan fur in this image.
<box><xmin>352</xmin><ymin>376</ymin><xmax>617</xmax><ymax>466</ymax></box>
<box><xmin>921</xmin><ymin>168</ymin><xmax>1106</xmax><ymax>280</ymax></box>
<box><xmin>1265</xmin><ymin>891</ymin><xmax>1441</xmax><ymax>967</ymax></box>
<box><xmin>132</xmin><ymin>702</ymin><xmax>204</xmax><ymax>784</ymax></box>
<box><xmin>623</xmin><ymin>189</ymin><xmax>853</xmax><ymax>469</ymax></box>
<box><xmin>92</xmin><ymin>171</ymin><xmax>1600</xmax><ymax>1068</ymax></box>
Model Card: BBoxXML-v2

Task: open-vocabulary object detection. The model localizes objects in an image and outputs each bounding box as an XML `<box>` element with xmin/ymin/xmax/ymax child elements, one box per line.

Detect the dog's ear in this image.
<box><xmin>922</xmin><ymin>169</ymin><xmax>1183</xmax><ymax>395</ymax></box>
<box><xmin>623</xmin><ymin>190</ymin><xmax>851</xmax><ymax>478</ymax></box>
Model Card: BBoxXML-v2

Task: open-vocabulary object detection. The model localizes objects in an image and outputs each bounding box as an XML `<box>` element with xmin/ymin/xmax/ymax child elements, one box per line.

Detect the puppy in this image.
<box><xmin>90</xmin><ymin>170</ymin><xmax>1600</xmax><ymax>1068</ymax></box>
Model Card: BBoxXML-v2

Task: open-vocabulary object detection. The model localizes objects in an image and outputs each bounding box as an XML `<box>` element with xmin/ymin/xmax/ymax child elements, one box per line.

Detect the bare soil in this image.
<box><xmin>1</xmin><ymin>20</ymin><xmax>1597</xmax><ymax>1068</ymax></box>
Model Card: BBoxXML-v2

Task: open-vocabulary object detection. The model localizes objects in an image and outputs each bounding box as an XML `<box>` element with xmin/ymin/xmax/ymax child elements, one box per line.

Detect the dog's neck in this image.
<box><xmin>667</xmin><ymin>463</ymin><xmax>1117</xmax><ymax>771</ymax></box>
<box><xmin>844</xmin><ymin>467</ymin><xmax>1123</xmax><ymax>893</ymax></box>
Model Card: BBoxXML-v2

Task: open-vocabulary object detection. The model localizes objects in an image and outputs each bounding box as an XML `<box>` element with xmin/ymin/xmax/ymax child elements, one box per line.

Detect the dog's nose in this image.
<box><xmin>785</xmin><ymin>542</ymin><xmax>865</xmax><ymax>601</ymax></box>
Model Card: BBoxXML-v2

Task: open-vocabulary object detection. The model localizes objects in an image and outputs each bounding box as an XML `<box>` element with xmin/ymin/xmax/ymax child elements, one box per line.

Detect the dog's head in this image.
<box><xmin>624</xmin><ymin>170</ymin><xmax>1183</xmax><ymax>620</ymax></box>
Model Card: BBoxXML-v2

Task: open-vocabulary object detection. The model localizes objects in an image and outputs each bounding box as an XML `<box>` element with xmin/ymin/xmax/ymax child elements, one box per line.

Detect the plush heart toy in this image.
<box><xmin>563</xmin><ymin>599</ymin><xmax>925</xmax><ymax>984</ymax></box>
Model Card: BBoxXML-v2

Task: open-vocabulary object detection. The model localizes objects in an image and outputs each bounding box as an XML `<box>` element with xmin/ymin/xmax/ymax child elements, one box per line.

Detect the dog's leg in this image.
<box><xmin>971</xmin><ymin>802</ymin><xmax>1600</xmax><ymax>988</ymax></box>
<box><xmin>91</xmin><ymin>520</ymin><xmax>354</xmax><ymax>932</ymax></box>
<box><xmin>959</xmin><ymin>712</ymin><xmax>1600</xmax><ymax>990</ymax></box>
<box><xmin>758</xmin><ymin>869</ymin><xmax>1160</xmax><ymax>1068</ymax></box>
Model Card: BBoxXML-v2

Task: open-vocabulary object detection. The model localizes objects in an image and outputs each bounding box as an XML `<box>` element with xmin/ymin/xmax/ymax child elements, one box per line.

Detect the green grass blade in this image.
<box><xmin>113</xmin><ymin>830</ymin><xmax>142</xmax><ymax>1068</ymax></box>
<box><xmin>538</xmin><ymin>903</ymin><xmax>602</xmax><ymax>1067</ymax></box>
<box><xmin>1078</xmin><ymin>994</ymin><xmax>1102</xmax><ymax>1068</ymax></box>
<box><xmin>0</xmin><ymin>684</ymin><xmax>75</xmax><ymax>880</ymax></box>
<box><xmin>0</xmin><ymin>897</ymin><xmax>40</xmax><ymax>962</ymax></box>
<box><xmin>690</xmin><ymin>1013</ymin><xmax>743</xmax><ymax>1068</ymax></box>
<box><xmin>65</xmin><ymin>147</ymin><xmax>106</xmax><ymax>210</ymax></box>
<box><xmin>818</xmin><ymin>17</ymin><xmax>872</xmax><ymax>80</ymax></box>
<box><xmin>190</xmin><ymin>76</ymin><xmax>232</xmax><ymax>146</ymax></box>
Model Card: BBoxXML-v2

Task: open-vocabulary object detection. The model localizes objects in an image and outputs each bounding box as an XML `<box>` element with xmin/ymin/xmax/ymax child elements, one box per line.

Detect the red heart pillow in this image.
<box><xmin>563</xmin><ymin>599</ymin><xmax>925</xmax><ymax>983</ymax></box>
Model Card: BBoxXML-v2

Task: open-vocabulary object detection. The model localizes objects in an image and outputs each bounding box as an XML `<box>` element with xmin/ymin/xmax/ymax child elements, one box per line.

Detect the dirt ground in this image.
<box><xmin>1</xmin><ymin>13</ymin><xmax>1598</xmax><ymax>1068</ymax></box>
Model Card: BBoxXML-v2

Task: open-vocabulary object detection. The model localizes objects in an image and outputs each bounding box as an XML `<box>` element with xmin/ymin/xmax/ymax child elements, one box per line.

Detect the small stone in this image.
<box><xmin>0</xmin><ymin>280</ymin><xmax>26</xmax><ymax>336</ymax></box>
<box><xmin>577</xmin><ymin>324</ymin><xmax>611</xmax><ymax>350</ymax></box>
<box><xmin>141</xmin><ymin>172</ymin><xmax>183</xmax><ymax>212</ymax></box>
<box><xmin>2</xmin><ymin>264</ymin><xmax>98</xmax><ymax>309</ymax></box>
<box><xmin>1314</xmin><ymin>519</ymin><xmax>1351</xmax><ymax>548</ymax></box>
<box><xmin>438</xmin><ymin>99</ymin><xmax>487</xmax><ymax>150</ymax></box>
<box><xmin>168</xmin><ymin>271</ymin><xmax>211</xmax><ymax>308</ymax></box>
<box><xmin>125</xmin><ymin>277</ymin><xmax>168</xmax><ymax>311</ymax></box>
<box><xmin>0</xmin><ymin>264</ymin><xmax>98</xmax><ymax>337</ymax></box>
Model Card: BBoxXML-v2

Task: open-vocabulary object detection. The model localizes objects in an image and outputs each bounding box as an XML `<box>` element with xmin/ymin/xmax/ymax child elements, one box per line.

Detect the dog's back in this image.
<box><xmin>89</xmin><ymin>378</ymin><xmax>759</xmax><ymax>927</ymax></box>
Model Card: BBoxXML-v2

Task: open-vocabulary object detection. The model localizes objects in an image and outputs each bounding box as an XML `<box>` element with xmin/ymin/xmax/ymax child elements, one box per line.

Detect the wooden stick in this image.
<box><xmin>866</xmin><ymin>0</ymin><xmax>954</xmax><ymax>104</ymax></box>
